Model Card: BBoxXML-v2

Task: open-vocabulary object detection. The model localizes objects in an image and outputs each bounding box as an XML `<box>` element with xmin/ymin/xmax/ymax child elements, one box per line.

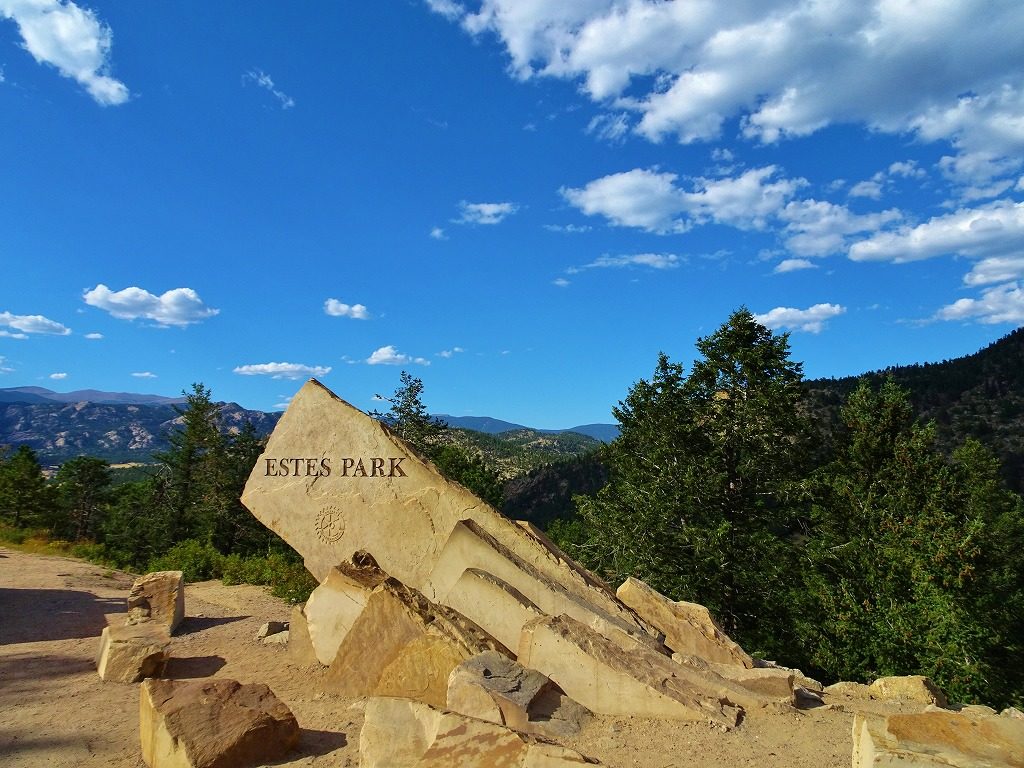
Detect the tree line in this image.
<box><xmin>548</xmin><ymin>309</ymin><xmax>1024</xmax><ymax>708</ymax></box>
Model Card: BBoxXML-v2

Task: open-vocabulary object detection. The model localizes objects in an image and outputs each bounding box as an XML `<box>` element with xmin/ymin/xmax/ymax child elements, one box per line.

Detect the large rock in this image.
<box><xmin>322</xmin><ymin>576</ymin><xmax>509</xmax><ymax>708</ymax></box>
<box><xmin>616</xmin><ymin>577</ymin><xmax>752</xmax><ymax>668</ymax></box>
<box><xmin>127</xmin><ymin>571</ymin><xmax>185</xmax><ymax>634</ymax></box>
<box><xmin>447</xmin><ymin>650</ymin><xmax>591</xmax><ymax>738</ymax></box>
<box><xmin>304</xmin><ymin>551</ymin><xmax>388</xmax><ymax>665</ymax></box>
<box><xmin>239</xmin><ymin>380</ymin><xmax>640</xmax><ymax>636</ymax></box>
<box><xmin>517</xmin><ymin>614</ymin><xmax>749</xmax><ymax>727</ymax></box>
<box><xmin>359</xmin><ymin>696</ymin><xmax>600</xmax><ymax>768</ymax></box>
<box><xmin>96</xmin><ymin>623</ymin><xmax>169</xmax><ymax>683</ymax></box>
<box><xmin>140</xmin><ymin>678</ymin><xmax>299</xmax><ymax>768</ymax></box>
<box><xmin>853</xmin><ymin>708</ymin><xmax>1024</xmax><ymax>767</ymax></box>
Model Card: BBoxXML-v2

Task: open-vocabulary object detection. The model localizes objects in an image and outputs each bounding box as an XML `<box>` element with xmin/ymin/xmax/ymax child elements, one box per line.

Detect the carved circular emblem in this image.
<box><xmin>315</xmin><ymin>506</ymin><xmax>345</xmax><ymax>544</ymax></box>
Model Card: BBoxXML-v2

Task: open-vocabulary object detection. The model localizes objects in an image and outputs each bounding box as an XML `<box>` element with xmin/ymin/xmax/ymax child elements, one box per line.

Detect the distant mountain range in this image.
<box><xmin>3</xmin><ymin>327</ymin><xmax>1023</xmax><ymax>492</ymax></box>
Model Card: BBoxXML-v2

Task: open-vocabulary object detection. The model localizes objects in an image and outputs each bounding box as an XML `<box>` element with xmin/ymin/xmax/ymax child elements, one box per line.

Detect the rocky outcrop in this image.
<box><xmin>139</xmin><ymin>678</ymin><xmax>298</xmax><ymax>768</ymax></box>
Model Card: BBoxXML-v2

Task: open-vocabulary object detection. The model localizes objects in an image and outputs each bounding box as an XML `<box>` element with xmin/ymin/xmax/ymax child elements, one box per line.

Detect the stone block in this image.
<box><xmin>447</xmin><ymin>650</ymin><xmax>591</xmax><ymax>738</ymax></box>
<box><xmin>869</xmin><ymin>676</ymin><xmax>947</xmax><ymax>707</ymax></box>
<box><xmin>127</xmin><ymin>571</ymin><xmax>185</xmax><ymax>634</ymax></box>
<box><xmin>518</xmin><ymin>614</ymin><xmax>746</xmax><ymax>727</ymax></box>
<box><xmin>305</xmin><ymin>552</ymin><xmax>387</xmax><ymax>665</ymax></box>
<box><xmin>617</xmin><ymin>577</ymin><xmax>752</xmax><ymax>668</ymax></box>
<box><xmin>140</xmin><ymin>678</ymin><xmax>299</xmax><ymax>768</ymax></box>
<box><xmin>255</xmin><ymin>621</ymin><xmax>287</xmax><ymax>640</ymax></box>
<box><xmin>853</xmin><ymin>708</ymin><xmax>1024</xmax><ymax>768</ymax></box>
<box><xmin>359</xmin><ymin>697</ymin><xmax>600</xmax><ymax>768</ymax></box>
<box><xmin>96</xmin><ymin>623</ymin><xmax>169</xmax><ymax>683</ymax></box>
<box><xmin>286</xmin><ymin>603</ymin><xmax>319</xmax><ymax>666</ymax></box>
<box><xmin>322</xmin><ymin>576</ymin><xmax>508</xmax><ymax>708</ymax></box>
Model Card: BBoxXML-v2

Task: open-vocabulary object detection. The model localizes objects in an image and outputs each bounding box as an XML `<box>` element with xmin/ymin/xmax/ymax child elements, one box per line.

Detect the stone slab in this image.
<box><xmin>96</xmin><ymin>623</ymin><xmax>169</xmax><ymax>683</ymax></box>
<box><xmin>304</xmin><ymin>552</ymin><xmax>387</xmax><ymax>665</ymax></box>
<box><xmin>518</xmin><ymin>614</ymin><xmax>744</xmax><ymax>727</ymax></box>
<box><xmin>140</xmin><ymin>678</ymin><xmax>299</xmax><ymax>768</ymax></box>
<box><xmin>286</xmin><ymin>603</ymin><xmax>319</xmax><ymax>666</ymax></box>
<box><xmin>617</xmin><ymin>577</ymin><xmax>752</xmax><ymax>668</ymax></box>
<box><xmin>853</xmin><ymin>708</ymin><xmax>1024</xmax><ymax>768</ymax></box>
<box><xmin>322</xmin><ymin>576</ymin><xmax>509</xmax><ymax>708</ymax></box>
<box><xmin>127</xmin><ymin>571</ymin><xmax>185</xmax><ymax>634</ymax></box>
<box><xmin>359</xmin><ymin>697</ymin><xmax>599</xmax><ymax>768</ymax></box>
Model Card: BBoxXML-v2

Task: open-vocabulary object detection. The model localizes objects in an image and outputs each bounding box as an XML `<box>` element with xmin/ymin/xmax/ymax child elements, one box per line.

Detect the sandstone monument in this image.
<box><xmin>238</xmin><ymin>379</ymin><xmax>1024</xmax><ymax>767</ymax></box>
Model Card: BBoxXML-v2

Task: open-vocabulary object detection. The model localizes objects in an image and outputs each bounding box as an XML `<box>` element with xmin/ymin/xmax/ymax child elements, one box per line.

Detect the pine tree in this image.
<box><xmin>0</xmin><ymin>445</ymin><xmax>55</xmax><ymax>528</ymax></box>
<box><xmin>51</xmin><ymin>455</ymin><xmax>111</xmax><ymax>540</ymax></box>
<box><xmin>571</xmin><ymin>308</ymin><xmax>810</xmax><ymax>652</ymax></box>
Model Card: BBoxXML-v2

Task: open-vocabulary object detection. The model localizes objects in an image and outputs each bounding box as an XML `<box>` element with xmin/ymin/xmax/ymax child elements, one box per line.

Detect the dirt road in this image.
<box><xmin>0</xmin><ymin>546</ymin><xmax>870</xmax><ymax>767</ymax></box>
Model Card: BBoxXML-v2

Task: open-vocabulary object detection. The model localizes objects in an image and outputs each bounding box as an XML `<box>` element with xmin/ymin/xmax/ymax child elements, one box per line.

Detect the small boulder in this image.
<box><xmin>96</xmin><ymin>623</ymin><xmax>170</xmax><ymax>683</ymax></box>
<box><xmin>447</xmin><ymin>650</ymin><xmax>591</xmax><ymax>738</ymax></box>
<box><xmin>255</xmin><ymin>621</ymin><xmax>288</xmax><ymax>640</ymax></box>
<box><xmin>262</xmin><ymin>631</ymin><xmax>290</xmax><ymax>646</ymax></box>
<box><xmin>127</xmin><ymin>571</ymin><xmax>185</xmax><ymax>634</ymax></box>
<box><xmin>287</xmin><ymin>603</ymin><xmax>319</xmax><ymax>665</ymax></box>
<box><xmin>140</xmin><ymin>678</ymin><xmax>299</xmax><ymax>768</ymax></box>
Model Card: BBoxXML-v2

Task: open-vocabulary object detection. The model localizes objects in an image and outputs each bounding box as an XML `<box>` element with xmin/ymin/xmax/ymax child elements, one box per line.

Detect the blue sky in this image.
<box><xmin>1</xmin><ymin>1</ymin><xmax>1023</xmax><ymax>428</ymax></box>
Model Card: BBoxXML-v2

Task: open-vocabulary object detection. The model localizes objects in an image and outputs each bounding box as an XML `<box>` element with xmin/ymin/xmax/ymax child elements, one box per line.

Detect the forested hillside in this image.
<box><xmin>807</xmin><ymin>327</ymin><xmax>1024</xmax><ymax>491</ymax></box>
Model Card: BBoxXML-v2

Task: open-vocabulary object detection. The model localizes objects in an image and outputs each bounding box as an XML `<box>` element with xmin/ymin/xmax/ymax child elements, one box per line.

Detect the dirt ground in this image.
<box><xmin>0</xmin><ymin>547</ymin><xmax>915</xmax><ymax>767</ymax></box>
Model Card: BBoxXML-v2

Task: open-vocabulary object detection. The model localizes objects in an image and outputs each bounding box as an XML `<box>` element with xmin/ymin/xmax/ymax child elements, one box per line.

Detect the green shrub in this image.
<box><xmin>222</xmin><ymin>551</ymin><xmax>316</xmax><ymax>603</ymax></box>
<box><xmin>147</xmin><ymin>538</ymin><xmax>225</xmax><ymax>582</ymax></box>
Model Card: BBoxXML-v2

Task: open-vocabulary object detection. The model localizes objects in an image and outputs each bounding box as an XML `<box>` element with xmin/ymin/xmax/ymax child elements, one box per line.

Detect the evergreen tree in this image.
<box><xmin>570</xmin><ymin>308</ymin><xmax>810</xmax><ymax>652</ymax></box>
<box><xmin>0</xmin><ymin>445</ymin><xmax>55</xmax><ymax>528</ymax></box>
<box><xmin>800</xmin><ymin>379</ymin><xmax>1024</xmax><ymax>706</ymax></box>
<box><xmin>51</xmin><ymin>455</ymin><xmax>111</xmax><ymax>540</ymax></box>
<box><xmin>372</xmin><ymin>371</ymin><xmax>504</xmax><ymax>509</ymax></box>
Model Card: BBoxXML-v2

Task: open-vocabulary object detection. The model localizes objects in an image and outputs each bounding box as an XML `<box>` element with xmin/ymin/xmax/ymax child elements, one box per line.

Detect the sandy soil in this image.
<box><xmin>0</xmin><ymin>547</ymin><xmax>917</xmax><ymax>767</ymax></box>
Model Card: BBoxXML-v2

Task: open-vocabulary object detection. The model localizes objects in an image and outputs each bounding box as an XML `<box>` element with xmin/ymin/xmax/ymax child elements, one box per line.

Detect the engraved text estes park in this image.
<box><xmin>263</xmin><ymin>456</ymin><xmax>408</xmax><ymax>478</ymax></box>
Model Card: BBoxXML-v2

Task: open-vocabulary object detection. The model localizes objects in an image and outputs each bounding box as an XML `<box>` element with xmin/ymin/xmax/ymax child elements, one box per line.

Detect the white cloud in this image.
<box><xmin>773</xmin><ymin>258</ymin><xmax>817</xmax><ymax>274</ymax></box>
<box><xmin>782</xmin><ymin>199</ymin><xmax>902</xmax><ymax>257</ymax></box>
<box><xmin>0</xmin><ymin>331</ymin><xmax>28</xmax><ymax>339</ymax></box>
<box><xmin>561</xmin><ymin>168</ymin><xmax>687</xmax><ymax>234</ymax></box>
<box><xmin>431</xmin><ymin>1</ymin><xmax>1024</xmax><ymax>187</ymax></box>
<box><xmin>49</xmin><ymin>372</ymin><xmax>67</xmax><ymax>380</ymax></box>
<box><xmin>430</xmin><ymin>226</ymin><xmax>448</xmax><ymax>240</ymax></box>
<box><xmin>244</xmin><ymin>69</ymin><xmax>294</xmax><ymax>109</ymax></box>
<box><xmin>84</xmin><ymin>332</ymin><xmax>103</xmax><ymax>340</ymax></box>
<box><xmin>437</xmin><ymin>347</ymin><xmax>464</xmax><ymax>358</ymax></box>
<box><xmin>849</xmin><ymin>179</ymin><xmax>884</xmax><ymax>200</ymax></box>
<box><xmin>935</xmin><ymin>282</ymin><xmax>1024</xmax><ymax>325</ymax></box>
<box><xmin>83</xmin><ymin>284</ymin><xmax>219</xmax><ymax>327</ymax></box>
<box><xmin>425</xmin><ymin>0</ymin><xmax>464</xmax><ymax>21</ymax></box>
<box><xmin>0</xmin><ymin>0</ymin><xmax>129</xmax><ymax>105</ymax></box>
<box><xmin>562</xmin><ymin>166</ymin><xmax>804</xmax><ymax>234</ymax></box>
<box><xmin>587</xmin><ymin>112</ymin><xmax>630</xmax><ymax>142</ymax></box>
<box><xmin>754</xmin><ymin>303</ymin><xmax>846</xmax><ymax>333</ymax></box>
<box><xmin>552</xmin><ymin>277</ymin><xmax>571</xmax><ymax>287</ymax></box>
<box><xmin>366</xmin><ymin>345</ymin><xmax>430</xmax><ymax>366</ymax></box>
<box><xmin>131</xmin><ymin>371</ymin><xmax>157</xmax><ymax>379</ymax></box>
<box><xmin>888</xmin><ymin>160</ymin><xmax>927</xmax><ymax>179</ymax></box>
<box><xmin>233</xmin><ymin>362</ymin><xmax>331</xmax><ymax>380</ymax></box>
<box><xmin>454</xmin><ymin>201</ymin><xmax>519</xmax><ymax>225</ymax></box>
<box><xmin>324</xmin><ymin>299</ymin><xmax>369</xmax><ymax>320</ymax></box>
<box><xmin>572</xmin><ymin>253</ymin><xmax>680</xmax><ymax>272</ymax></box>
<box><xmin>0</xmin><ymin>310</ymin><xmax>71</xmax><ymax>335</ymax></box>
<box><xmin>0</xmin><ymin>356</ymin><xmax>12</xmax><ymax>374</ymax></box>
<box><xmin>544</xmin><ymin>223</ymin><xmax>591</xmax><ymax>233</ymax></box>
<box><xmin>849</xmin><ymin>201</ymin><xmax>1024</xmax><ymax>263</ymax></box>
<box><xmin>963</xmin><ymin>256</ymin><xmax>1024</xmax><ymax>287</ymax></box>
